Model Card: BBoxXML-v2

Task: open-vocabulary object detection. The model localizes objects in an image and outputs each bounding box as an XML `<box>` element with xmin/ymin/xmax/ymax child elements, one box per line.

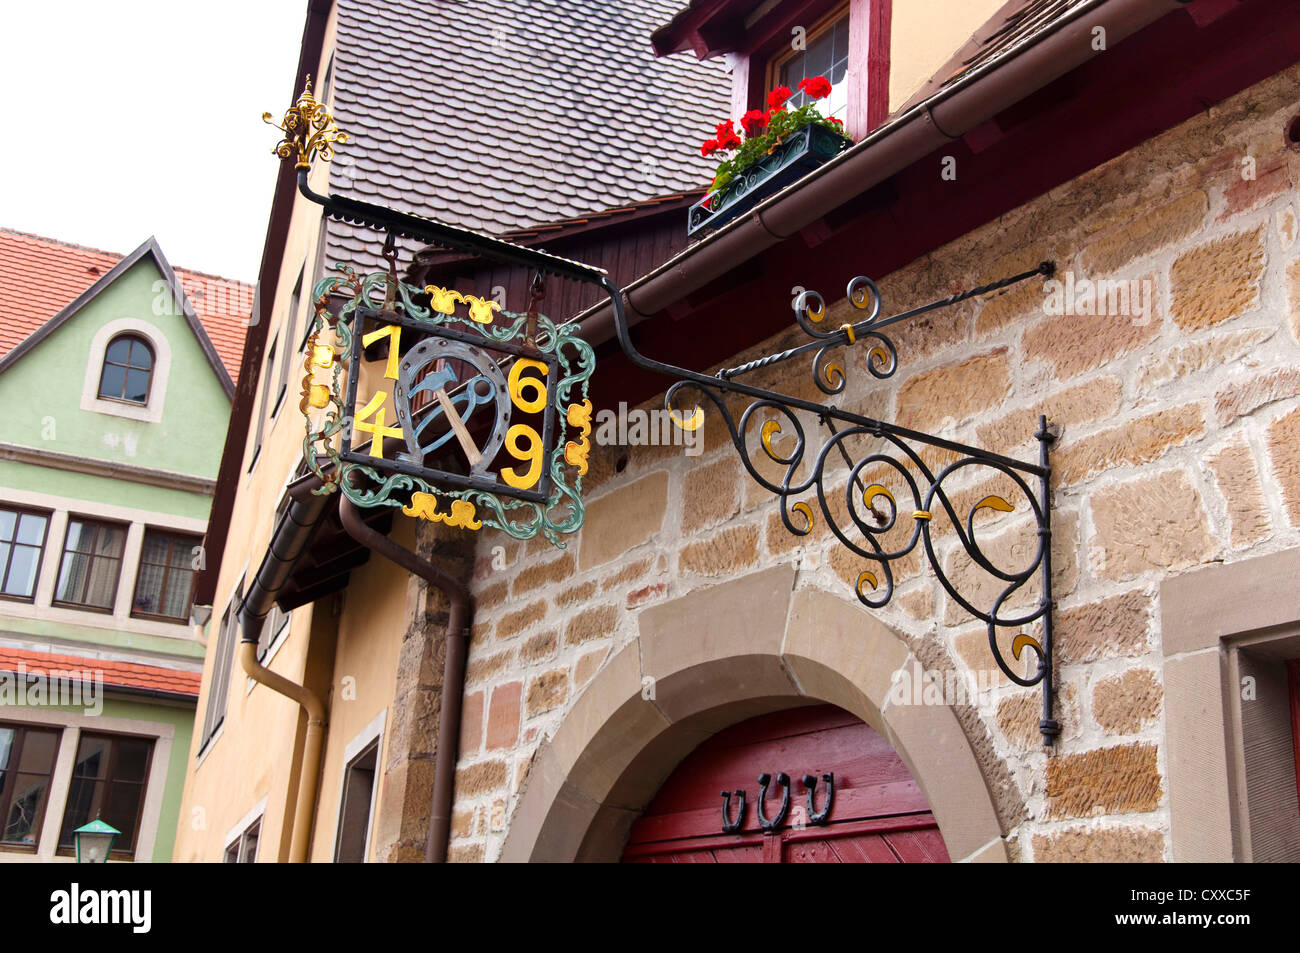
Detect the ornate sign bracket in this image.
<box><xmin>601</xmin><ymin>264</ymin><xmax>1061</xmax><ymax>745</ymax></box>
<box><xmin>266</xmin><ymin>80</ymin><xmax>1060</xmax><ymax>745</ymax></box>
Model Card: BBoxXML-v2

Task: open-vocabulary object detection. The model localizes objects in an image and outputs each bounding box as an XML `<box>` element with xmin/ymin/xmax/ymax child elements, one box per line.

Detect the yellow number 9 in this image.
<box><xmin>508</xmin><ymin>358</ymin><xmax>549</xmax><ymax>414</ymax></box>
<box><xmin>500</xmin><ymin>424</ymin><xmax>543</xmax><ymax>490</ymax></box>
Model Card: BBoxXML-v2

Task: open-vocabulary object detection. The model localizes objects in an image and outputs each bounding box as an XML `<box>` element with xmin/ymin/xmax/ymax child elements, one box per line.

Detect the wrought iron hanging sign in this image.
<box><xmin>268</xmin><ymin>80</ymin><xmax>599</xmax><ymax>546</ymax></box>
<box><xmin>266</xmin><ymin>79</ymin><xmax>1062</xmax><ymax>744</ymax></box>
<box><xmin>299</xmin><ymin>259</ymin><xmax>595</xmax><ymax>544</ymax></box>
<box><xmin>601</xmin><ymin>257</ymin><xmax>1063</xmax><ymax>745</ymax></box>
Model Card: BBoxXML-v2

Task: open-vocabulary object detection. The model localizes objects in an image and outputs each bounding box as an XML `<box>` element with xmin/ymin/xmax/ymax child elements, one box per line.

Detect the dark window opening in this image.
<box><xmin>224</xmin><ymin>817</ymin><xmax>260</xmax><ymax>863</ymax></box>
<box><xmin>200</xmin><ymin>579</ymin><xmax>243</xmax><ymax>750</ymax></box>
<box><xmin>0</xmin><ymin>507</ymin><xmax>50</xmax><ymax>601</ymax></box>
<box><xmin>131</xmin><ymin>530</ymin><xmax>200</xmax><ymax>622</ymax></box>
<box><xmin>0</xmin><ymin>723</ymin><xmax>60</xmax><ymax>849</ymax></box>
<box><xmin>333</xmin><ymin>738</ymin><xmax>379</xmax><ymax>862</ymax></box>
<box><xmin>98</xmin><ymin>334</ymin><xmax>155</xmax><ymax>404</ymax></box>
<box><xmin>57</xmin><ymin>732</ymin><xmax>154</xmax><ymax>859</ymax></box>
<box><xmin>53</xmin><ymin>518</ymin><xmax>126</xmax><ymax>611</ymax></box>
<box><xmin>250</xmin><ymin>334</ymin><xmax>278</xmax><ymax>471</ymax></box>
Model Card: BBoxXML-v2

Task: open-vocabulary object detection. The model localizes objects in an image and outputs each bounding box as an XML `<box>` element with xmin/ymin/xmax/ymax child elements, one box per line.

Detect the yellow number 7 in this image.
<box><xmin>362</xmin><ymin>324</ymin><xmax>401</xmax><ymax>380</ymax></box>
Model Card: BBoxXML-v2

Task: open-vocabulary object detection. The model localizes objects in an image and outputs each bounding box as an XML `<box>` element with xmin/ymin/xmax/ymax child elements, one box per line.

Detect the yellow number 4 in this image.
<box><xmin>354</xmin><ymin>391</ymin><xmax>403</xmax><ymax>458</ymax></box>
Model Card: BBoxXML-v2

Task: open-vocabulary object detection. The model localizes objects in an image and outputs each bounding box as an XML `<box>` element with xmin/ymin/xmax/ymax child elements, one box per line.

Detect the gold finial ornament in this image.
<box><xmin>263</xmin><ymin>75</ymin><xmax>351</xmax><ymax>170</ymax></box>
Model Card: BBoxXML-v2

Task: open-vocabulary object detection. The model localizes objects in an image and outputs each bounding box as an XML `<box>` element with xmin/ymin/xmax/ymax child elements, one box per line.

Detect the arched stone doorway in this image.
<box><xmin>500</xmin><ymin>566</ymin><xmax>1007</xmax><ymax>863</ymax></box>
<box><xmin>622</xmin><ymin>704</ymin><xmax>950</xmax><ymax>862</ymax></box>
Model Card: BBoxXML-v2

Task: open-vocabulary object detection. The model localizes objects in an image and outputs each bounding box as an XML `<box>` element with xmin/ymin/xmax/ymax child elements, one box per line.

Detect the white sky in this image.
<box><xmin>1</xmin><ymin>1</ymin><xmax>309</xmax><ymax>282</ymax></box>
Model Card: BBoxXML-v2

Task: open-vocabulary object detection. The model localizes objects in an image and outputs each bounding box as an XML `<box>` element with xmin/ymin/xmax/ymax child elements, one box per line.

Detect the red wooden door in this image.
<box><xmin>622</xmin><ymin>704</ymin><xmax>949</xmax><ymax>863</ymax></box>
<box><xmin>1289</xmin><ymin>660</ymin><xmax>1300</xmax><ymax>812</ymax></box>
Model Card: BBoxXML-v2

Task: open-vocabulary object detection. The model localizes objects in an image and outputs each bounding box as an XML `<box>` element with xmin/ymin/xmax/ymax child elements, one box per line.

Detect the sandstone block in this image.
<box><xmin>1170</xmin><ymin>226</ymin><xmax>1266</xmax><ymax>331</ymax></box>
<box><xmin>1088</xmin><ymin>470</ymin><xmax>1216</xmax><ymax>580</ymax></box>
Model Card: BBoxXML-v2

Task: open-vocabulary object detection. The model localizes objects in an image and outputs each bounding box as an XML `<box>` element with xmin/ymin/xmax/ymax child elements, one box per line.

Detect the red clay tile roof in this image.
<box><xmin>0</xmin><ymin>228</ymin><xmax>252</xmax><ymax>382</ymax></box>
<box><xmin>0</xmin><ymin>646</ymin><xmax>200</xmax><ymax>699</ymax></box>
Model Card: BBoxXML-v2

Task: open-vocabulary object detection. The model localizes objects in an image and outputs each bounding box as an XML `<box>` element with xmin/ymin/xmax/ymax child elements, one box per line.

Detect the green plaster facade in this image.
<box><xmin>0</xmin><ymin>257</ymin><xmax>229</xmax><ymax>489</ymax></box>
<box><xmin>0</xmin><ymin>236</ymin><xmax>242</xmax><ymax>863</ymax></box>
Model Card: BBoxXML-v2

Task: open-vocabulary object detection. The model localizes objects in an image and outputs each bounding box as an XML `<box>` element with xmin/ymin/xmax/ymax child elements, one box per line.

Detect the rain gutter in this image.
<box><xmin>572</xmin><ymin>0</ymin><xmax>1186</xmax><ymax>345</ymax></box>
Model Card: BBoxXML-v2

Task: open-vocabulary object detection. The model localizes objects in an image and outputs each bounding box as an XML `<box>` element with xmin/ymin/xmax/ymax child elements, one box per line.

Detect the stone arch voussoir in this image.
<box><xmin>501</xmin><ymin>565</ymin><xmax>1009</xmax><ymax>863</ymax></box>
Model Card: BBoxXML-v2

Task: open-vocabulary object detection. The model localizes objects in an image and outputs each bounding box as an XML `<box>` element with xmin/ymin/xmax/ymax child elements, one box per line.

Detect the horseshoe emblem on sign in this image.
<box><xmin>393</xmin><ymin>337</ymin><xmax>510</xmax><ymax>473</ymax></box>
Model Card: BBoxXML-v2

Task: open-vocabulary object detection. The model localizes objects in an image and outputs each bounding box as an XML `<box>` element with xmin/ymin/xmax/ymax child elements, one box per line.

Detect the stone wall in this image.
<box><xmin>445</xmin><ymin>65</ymin><xmax>1300</xmax><ymax>863</ymax></box>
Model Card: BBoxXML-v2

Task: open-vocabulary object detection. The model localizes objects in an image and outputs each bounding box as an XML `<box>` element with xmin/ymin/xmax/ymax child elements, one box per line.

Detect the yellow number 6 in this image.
<box><xmin>507</xmin><ymin>358</ymin><xmax>548</xmax><ymax>414</ymax></box>
<box><xmin>500</xmin><ymin>424</ymin><xmax>543</xmax><ymax>490</ymax></box>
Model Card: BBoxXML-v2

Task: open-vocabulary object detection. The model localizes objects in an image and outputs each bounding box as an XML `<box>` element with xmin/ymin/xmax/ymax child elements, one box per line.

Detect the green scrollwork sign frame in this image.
<box><xmin>299</xmin><ymin>264</ymin><xmax>596</xmax><ymax>548</ymax></box>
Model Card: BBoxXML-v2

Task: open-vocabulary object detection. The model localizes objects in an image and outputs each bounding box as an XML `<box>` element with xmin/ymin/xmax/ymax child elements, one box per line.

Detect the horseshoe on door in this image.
<box><xmin>803</xmin><ymin>772</ymin><xmax>834</xmax><ymax>825</ymax></box>
<box><xmin>720</xmin><ymin>789</ymin><xmax>747</xmax><ymax>833</ymax></box>
<box><xmin>756</xmin><ymin>772</ymin><xmax>791</xmax><ymax>831</ymax></box>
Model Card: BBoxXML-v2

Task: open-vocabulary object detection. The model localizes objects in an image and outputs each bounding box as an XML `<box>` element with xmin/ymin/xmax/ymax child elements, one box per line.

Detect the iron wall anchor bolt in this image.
<box><xmin>803</xmin><ymin>772</ymin><xmax>834</xmax><ymax>825</ymax></box>
<box><xmin>756</xmin><ymin>772</ymin><xmax>791</xmax><ymax>831</ymax></box>
<box><xmin>721</xmin><ymin>789</ymin><xmax>747</xmax><ymax>833</ymax></box>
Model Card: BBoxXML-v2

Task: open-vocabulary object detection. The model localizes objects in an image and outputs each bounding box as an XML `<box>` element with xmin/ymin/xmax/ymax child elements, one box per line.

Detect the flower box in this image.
<box><xmin>688</xmin><ymin>124</ymin><xmax>851</xmax><ymax>235</ymax></box>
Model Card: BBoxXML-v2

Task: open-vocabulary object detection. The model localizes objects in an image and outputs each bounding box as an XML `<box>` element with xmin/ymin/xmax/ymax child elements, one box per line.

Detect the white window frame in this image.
<box><xmin>80</xmin><ymin>318</ymin><xmax>173</xmax><ymax>424</ymax></box>
<box><xmin>222</xmin><ymin>795</ymin><xmax>268</xmax><ymax>863</ymax></box>
<box><xmin>331</xmin><ymin>709</ymin><xmax>386</xmax><ymax>863</ymax></box>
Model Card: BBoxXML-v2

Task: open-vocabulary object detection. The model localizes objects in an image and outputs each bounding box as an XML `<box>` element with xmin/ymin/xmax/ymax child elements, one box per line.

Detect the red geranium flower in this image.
<box><xmin>701</xmin><ymin>138</ymin><xmax>720</xmax><ymax>157</ymax></box>
<box><xmin>714</xmin><ymin>119</ymin><xmax>742</xmax><ymax>150</ymax></box>
<box><xmin>798</xmin><ymin>75</ymin><xmax>832</xmax><ymax>100</ymax></box>
<box><xmin>740</xmin><ymin>109</ymin><xmax>768</xmax><ymax>137</ymax></box>
<box><xmin>767</xmin><ymin>86</ymin><xmax>793</xmax><ymax>109</ymax></box>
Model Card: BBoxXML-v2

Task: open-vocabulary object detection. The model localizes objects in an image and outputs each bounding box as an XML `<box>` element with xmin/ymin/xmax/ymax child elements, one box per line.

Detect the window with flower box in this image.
<box><xmin>770</xmin><ymin>7</ymin><xmax>851</xmax><ymax>122</ymax></box>
<box><xmin>653</xmin><ymin>0</ymin><xmax>891</xmax><ymax>142</ymax></box>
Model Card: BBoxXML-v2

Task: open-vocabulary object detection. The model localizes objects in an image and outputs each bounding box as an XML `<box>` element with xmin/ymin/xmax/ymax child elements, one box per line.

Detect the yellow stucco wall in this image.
<box><xmin>309</xmin><ymin>518</ymin><xmax>413</xmax><ymax>862</ymax></box>
<box><xmin>172</xmin><ymin>7</ymin><xmax>362</xmax><ymax>863</ymax></box>
<box><xmin>889</xmin><ymin>0</ymin><xmax>1008</xmax><ymax>112</ymax></box>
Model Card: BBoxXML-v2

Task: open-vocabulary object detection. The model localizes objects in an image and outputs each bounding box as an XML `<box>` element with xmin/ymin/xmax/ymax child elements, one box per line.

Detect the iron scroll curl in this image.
<box><xmin>634</xmin><ymin>263</ymin><xmax>1060</xmax><ymax>744</ymax></box>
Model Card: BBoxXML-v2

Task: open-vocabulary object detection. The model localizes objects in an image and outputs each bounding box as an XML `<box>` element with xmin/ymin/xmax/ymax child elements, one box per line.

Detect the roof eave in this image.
<box><xmin>575</xmin><ymin>0</ymin><xmax>1188</xmax><ymax>346</ymax></box>
<box><xmin>0</xmin><ymin>236</ymin><xmax>236</xmax><ymax>398</ymax></box>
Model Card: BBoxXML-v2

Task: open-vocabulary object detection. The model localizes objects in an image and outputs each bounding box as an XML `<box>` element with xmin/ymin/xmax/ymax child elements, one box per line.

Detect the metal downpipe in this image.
<box><xmin>238</xmin><ymin>641</ymin><xmax>326</xmax><ymax>862</ymax></box>
<box><xmin>337</xmin><ymin>494</ymin><xmax>471</xmax><ymax>863</ymax></box>
<box><xmin>237</xmin><ymin>482</ymin><xmax>332</xmax><ymax>862</ymax></box>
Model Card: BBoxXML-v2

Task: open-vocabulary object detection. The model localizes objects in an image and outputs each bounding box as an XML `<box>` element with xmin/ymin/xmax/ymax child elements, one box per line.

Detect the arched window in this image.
<box><xmin>97</xmin><ymin>334</ymin><xmax>154</xmax><ymax>404</ymax></box>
